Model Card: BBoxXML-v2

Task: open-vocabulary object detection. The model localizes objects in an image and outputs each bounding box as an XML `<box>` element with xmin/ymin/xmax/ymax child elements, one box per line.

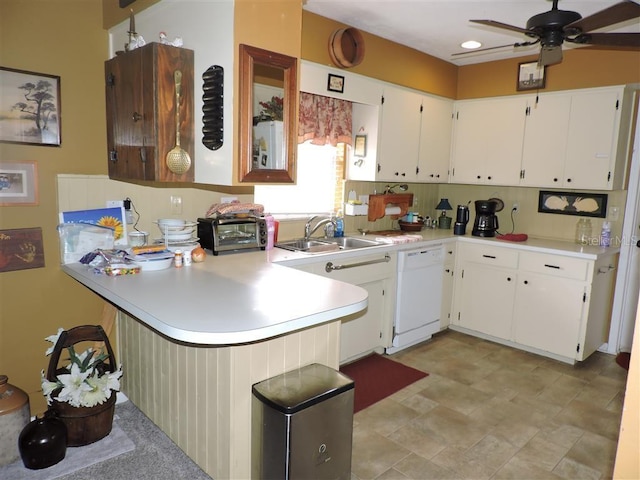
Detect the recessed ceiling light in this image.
<box><xmin>461</xmin><ymin>40</ymin><xmax>482</xmax><ymax>50</ymax></box>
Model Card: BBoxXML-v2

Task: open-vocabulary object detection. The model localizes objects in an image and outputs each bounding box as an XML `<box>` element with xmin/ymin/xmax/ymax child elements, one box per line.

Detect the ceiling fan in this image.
<box><xmin>454</xmin><ymin>0</ymin><xmax>640</xmax><ymax>66</ymax></box>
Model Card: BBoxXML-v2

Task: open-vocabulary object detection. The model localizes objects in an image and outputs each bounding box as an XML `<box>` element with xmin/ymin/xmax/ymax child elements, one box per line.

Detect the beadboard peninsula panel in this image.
<box><xmin>118</xmin><ymin>312</ymin><xmax>341</xmax><ymax>479</ymax></box>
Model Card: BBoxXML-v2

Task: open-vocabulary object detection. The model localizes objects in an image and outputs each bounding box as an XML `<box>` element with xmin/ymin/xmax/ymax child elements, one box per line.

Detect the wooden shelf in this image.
<box><xmin>368</xmin><ymin>193</ymin><xmax>414</xmax><ymax>222</ymax></box>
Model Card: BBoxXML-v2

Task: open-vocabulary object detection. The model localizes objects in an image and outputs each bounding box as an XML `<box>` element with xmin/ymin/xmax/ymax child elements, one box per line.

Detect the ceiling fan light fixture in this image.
<box><xmin>460</xmin><ymin>40</ymin><xmax>482</xmax><ymax>49</ymax></box>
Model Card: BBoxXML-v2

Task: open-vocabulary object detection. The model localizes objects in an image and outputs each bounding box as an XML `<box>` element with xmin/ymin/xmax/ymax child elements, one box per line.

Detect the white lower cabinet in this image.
<box><xmin>440</xmin><ymin>242</ymin><xmax>456</xmax><ymax>330</ymax></box>
<box><xmin>513</xmin><ymin>272</ymin><xmax>586</xmax><ymax>359</ymax></box>
<box><xmin>452</xmin><ymin>242</ymin><xmax>618</xmax><ymax>363</ymax></box>
<box><xmin>291</xmin><ymin>251</ymin><xmax>396</xmax><ymax>364</ymax></box>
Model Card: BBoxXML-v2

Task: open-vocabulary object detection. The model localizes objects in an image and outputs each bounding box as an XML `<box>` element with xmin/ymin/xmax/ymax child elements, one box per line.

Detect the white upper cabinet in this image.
<box><xmin>450</xmin><ymin>96</ymin><xmax>528</xmax><ymax>186</ymax></box>
<box><xmin>520</xmin><ymin>93</ymin><xmax>571</xmax><ymax>187</ymax></box>
<box><xmin>521</xmin><ymin>86</ymin><xmax>631</xmax><ymax>190</ymax></box>
<box><xmin>377</xmin><ymin>85</ymin><xmax>423</xmax><ymax>182</ymax></box>
<box><xmin>417</xmin><ymin>95</ymin><xmax>454</xmax><ymax>183</ymax></box>
<box><xmin>564</xmin><ymin>87</ymin><xmax>626</xmax><ymax>190</ymax></box>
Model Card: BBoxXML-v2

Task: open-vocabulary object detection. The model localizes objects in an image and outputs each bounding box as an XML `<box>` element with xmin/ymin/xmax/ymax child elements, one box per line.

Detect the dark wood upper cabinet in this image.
<box><xmin>105</xmin><ymin>42</ymin><xmax>194</xmax><ymax>183</ymax></box>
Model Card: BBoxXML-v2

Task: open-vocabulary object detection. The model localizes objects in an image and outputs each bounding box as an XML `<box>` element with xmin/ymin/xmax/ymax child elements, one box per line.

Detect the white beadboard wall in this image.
<box><xmin>56</xmin><ymin>174</ymin><xmax>253</xmax><ymax>239</ymax></box>
<box><xmin>118</xmin><ymin>312</ymin><xmax>341</xmax><ymax>480</ymax></box>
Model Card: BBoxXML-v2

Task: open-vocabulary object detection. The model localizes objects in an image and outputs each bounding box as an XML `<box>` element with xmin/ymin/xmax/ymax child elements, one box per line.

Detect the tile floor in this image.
<box><xmin>350</xmin><ymin>330</ymin><xmax>628</xmax><ymax>480</ymax></box>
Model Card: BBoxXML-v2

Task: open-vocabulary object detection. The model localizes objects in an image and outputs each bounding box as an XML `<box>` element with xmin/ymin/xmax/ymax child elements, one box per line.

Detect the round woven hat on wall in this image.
<box><xmin>328</xmin><ymin>27</ymin><xmax>365</xmax><ymax>68</ymax></box>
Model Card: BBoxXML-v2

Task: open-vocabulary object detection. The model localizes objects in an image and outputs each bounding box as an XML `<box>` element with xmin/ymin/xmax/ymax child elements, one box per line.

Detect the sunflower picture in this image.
<box><xmin>96</xmin><ymin>215</ymin><xmax>124</xmax><ymax>240</ymax></box>
<box><xmin>60</xmin><ymin>207</ymin><xmax>128</xmax><ymax>246</ymax></box>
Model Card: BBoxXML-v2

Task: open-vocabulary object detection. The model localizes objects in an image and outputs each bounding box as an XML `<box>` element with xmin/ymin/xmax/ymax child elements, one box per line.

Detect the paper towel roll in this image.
<box><xmin>385</xmin><ymin>205</ymin><xmax>402</xmax><ymax>215</ymax></box>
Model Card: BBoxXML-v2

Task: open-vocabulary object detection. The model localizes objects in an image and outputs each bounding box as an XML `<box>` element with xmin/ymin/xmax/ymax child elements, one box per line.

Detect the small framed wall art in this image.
<box><xmin>0</xmin><ymin>161</ymin><xmax>39</xmax><ymax>206</ymax></box>
<box><xmin>354</xmin><ymin>134</ymin><xmax>367</xmax><ymax>157</ymax></box>
<box><xmin>517</xmin><ymin>61</ymin><xmax>546</xmax><ymax>91</ymax></box>
<box><xmin>0</xmin><ymin>67</ymin><xmax>61</xmax><ymax>146</ymax></box>
<box><xmin>538</xmin><ymin>190</ymin><xmax>608</xmax><ymax>218</ymax></box>
<box><xmin>327</xmin><ymin>73</ymin><xmax>345</xmax><ymax>93</ymax></box>
<box><xmin>0</xmin><ymin>227</ymin><xmax>45</xmax><ymax>273</ymax></box>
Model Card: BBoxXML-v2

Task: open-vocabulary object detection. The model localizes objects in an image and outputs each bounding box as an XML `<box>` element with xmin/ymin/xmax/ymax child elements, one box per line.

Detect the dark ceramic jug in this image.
<box><xmin>19</xmin><ymin>410</ymin><xmax>67</xmax><ymax>469</ymax></box>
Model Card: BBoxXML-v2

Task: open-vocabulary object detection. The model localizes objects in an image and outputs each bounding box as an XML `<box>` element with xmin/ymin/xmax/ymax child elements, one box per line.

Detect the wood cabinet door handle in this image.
<box><xmin>132</xmin><ymin>112</ymin><xmax>142</xmax><ymax>122</ymax></box>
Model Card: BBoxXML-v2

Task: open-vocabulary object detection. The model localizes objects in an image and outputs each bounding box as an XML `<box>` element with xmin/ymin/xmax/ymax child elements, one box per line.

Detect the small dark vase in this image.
<box><xmin>18</xmin><ymin>410</ymin><xmax>67</xmax><ymax>470</ymax></box>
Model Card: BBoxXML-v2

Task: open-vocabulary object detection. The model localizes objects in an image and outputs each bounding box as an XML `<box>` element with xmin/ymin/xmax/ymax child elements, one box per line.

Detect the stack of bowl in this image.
<box><xmin>155</xmin><ymin>219</ymin><xmax>198</xmax><ymax>246</ymax></box>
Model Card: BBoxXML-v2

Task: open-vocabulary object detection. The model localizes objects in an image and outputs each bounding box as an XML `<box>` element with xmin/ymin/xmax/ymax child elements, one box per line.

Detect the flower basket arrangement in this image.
<box><xmin>41</xmin><ymin>325</ymin><xmax>122</xmax><ymax>446</ymax></box>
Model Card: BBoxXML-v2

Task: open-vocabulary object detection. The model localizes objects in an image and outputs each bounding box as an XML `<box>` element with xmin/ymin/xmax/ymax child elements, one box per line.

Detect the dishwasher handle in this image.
<box><xmin>325</xmin><ymin>254</ymin><xmax>391</xmax><ymax>273</ymax></box>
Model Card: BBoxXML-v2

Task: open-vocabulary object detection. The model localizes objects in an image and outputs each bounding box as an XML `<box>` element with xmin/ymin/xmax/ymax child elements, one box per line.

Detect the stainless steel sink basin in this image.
<box><xmin>326</xmin><ymin>237</ymin><xmax>382</xmax><ymax>249</ymax></box>
<box><xmin>276</xmin><ymin>236</ymin><xmax>382</xmax><ymax>253</ymax></box>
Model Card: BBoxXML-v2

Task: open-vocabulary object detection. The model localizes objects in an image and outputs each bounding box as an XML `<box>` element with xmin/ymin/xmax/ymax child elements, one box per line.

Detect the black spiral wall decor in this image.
<box><xmin>202</xmin><ymin>65</ymin><xmax>224</xmax><ymax>151</ymax></box>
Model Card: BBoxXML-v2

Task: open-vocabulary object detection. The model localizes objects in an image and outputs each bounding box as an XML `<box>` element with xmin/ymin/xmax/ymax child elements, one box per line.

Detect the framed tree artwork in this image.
<box><xmin>0</xmin><ymin>67</ymin><xmax>61</xmax><ymax>146</ymax></box>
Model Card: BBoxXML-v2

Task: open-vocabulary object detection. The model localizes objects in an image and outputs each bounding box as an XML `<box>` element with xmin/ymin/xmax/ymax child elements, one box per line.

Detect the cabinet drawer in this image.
<box><xmin>460</xmin><ymin>243</ymin><xmax>518</xmax><ymax>268</ymax></box>
<box><xmin>519</xmin><ymin>251</ymin><xmax>589</xmax><ymax>281</ymax></box>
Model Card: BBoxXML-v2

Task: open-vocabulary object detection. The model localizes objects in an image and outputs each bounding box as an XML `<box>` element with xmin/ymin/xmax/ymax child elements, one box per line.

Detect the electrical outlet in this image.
<box><xmin>221</xmin><ymin>196</ymin><xmax>238</xmax><ymax>204</ymax></box>
<box><xmin>413</xmin><ymin>196</ymin><xmax>419</xmax><ymax>207</ymax></box>
<box><xmin>170</xmin><ymin>195</ymin><xmax>183</xmax><ymax>215</ymax></box>
<box><xmin>106</xmin><ymin>200</ymin><xmax>124</xmax><ymax>208</ymax></box>
<box><xmin>608</xmin><ymin>206</ymin><xmax>619</xmax><ymax>221</ymax></box>
<box><xmin>512</xmin><ymin>203</ymin><xmax>519</xmax><ymax>212</ymax></box>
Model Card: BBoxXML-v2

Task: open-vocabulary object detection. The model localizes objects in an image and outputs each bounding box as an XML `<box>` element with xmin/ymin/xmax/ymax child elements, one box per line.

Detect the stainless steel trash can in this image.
<box><xmin>251</xmin><ymin>363</ymin><xmax>354</xmax><ymax>480</ymax></box>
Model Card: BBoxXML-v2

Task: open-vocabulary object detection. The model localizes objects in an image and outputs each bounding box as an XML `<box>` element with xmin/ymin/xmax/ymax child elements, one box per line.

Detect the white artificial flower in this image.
<box><xmin>40</xmin><ymin>370</ymin><xmax>61</xmax><ymax>405</ymax></box>
<box><xmin>44</xmin><ymin>327</ymin><xmax>64</xmax><ymax>356</ymax></box>
<box><xmin>81</xmin><ymin>374</ymin><xmax>110</xmax><ymax>407</ymax></box>
<box><xmin>55</xmin><ymin>363</ymin><xmax>91</xmax><ymax>407</ymax></box>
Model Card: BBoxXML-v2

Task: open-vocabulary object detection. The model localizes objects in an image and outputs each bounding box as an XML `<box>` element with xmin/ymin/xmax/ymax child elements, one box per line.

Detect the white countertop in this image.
<box><xmin>62</xmin><ymin>229</ymin><xmax>617</xmax><ymax>346</ymax></box>
<box><xmin>62</xmin><ymin>252</ymin><xmax>368</xmax><ymax>346</ymax></box>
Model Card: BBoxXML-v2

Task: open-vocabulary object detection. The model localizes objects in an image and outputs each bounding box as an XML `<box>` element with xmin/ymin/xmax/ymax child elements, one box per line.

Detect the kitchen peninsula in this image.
<box><xmin>62</xmin><ymin>255</ymin><xmax>367</xmax><ymax>480</ymax></box>
<box><xmin>61</xmin><ymin>230</ymin><xmax>618</xmax><ymax>479</ymax></box>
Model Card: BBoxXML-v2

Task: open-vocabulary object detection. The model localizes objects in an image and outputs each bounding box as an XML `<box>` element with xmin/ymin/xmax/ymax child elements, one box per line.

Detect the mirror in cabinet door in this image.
<box><xmin>238</xmin><ymin>44</ymin><xmax>297</xmax><ymax>183</ymax></box>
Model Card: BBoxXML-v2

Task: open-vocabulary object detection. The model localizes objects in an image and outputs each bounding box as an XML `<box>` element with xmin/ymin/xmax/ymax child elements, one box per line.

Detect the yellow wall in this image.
<box><xmin>458</xmin><ymin>48</ymin><xmax>640</xmax><ymax>99</ymax></box>
<box><xmin>302</xmin><ymin>12</ymin><xmax>458</xmax><ymax>99</ymax></box>
<box><xmin>0</xmin><ymin>1</ymin><xmax>110</xmax><ymax>413</ymax></box>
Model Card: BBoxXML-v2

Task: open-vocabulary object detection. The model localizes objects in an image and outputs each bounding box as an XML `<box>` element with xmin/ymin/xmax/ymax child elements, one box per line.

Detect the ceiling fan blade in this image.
<box><xmin>451</xmin><ymin>40</ymin><xmax>539</xmax><ymax>57</ymax></box>
<box><xmin>470</xmin><ymin>19</ymin><xmax>531</xmax><ymax>35</ymax></box>
<box><xmin>568</xmin><ymin>32</ymin><xmax>640</xmax><ymax>47</ymax></box>
<box><xmin>538</xmin><ymin>46</ymin><xmax>563</xmax><ymax>66</ymax></box>
<box><xmin>564</xmin><ymin>0</ymin><xmax>640</xmax><ymax>34</ymax></box>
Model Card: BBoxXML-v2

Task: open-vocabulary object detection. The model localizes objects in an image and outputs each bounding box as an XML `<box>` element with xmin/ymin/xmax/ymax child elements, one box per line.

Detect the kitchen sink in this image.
<box><xmin>276</xmin><ymin>236</ymin><xmax>382</xmax><ymax>253</ymax></box>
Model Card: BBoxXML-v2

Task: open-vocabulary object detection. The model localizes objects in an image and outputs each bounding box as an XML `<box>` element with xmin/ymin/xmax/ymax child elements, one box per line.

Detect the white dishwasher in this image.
<box><xmin>386</xmin><ymin>245</ymin><xmax>444</xmax><ymax>354</ymax></box>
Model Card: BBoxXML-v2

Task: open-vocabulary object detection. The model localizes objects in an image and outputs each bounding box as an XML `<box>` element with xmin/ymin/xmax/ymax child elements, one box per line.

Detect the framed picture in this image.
<box><xmin>0</xmin><ymin>161</ymin><xmax>39</xmax><ymax>206</ymax></box>
<box><xmin>354</xmin><ymin>134</ymin><xmax>367</xmax><ymax>157</ymax></box>
<box><xmin>517</xmin><ymin>61</ymin><xmax>546</xmax><ymax>91</ymax></box>
<box><xmin>0</xmin><ymin>227</ymin><xmax>45</xmax><ymax>273</ymax></box>
<box><xmin>0</xmin><ymin>67</ymin><xmax>61</xmax><ymax>146</ymax></box>
<box><xmin>538</xmin><ymin>191</ymin><xmax>608</xmax><ymax>218</ymax></box>
<box><xmin>327</xmin><ymin>73</ymin><xmax>345</xmax><ymax>93</ymax></box>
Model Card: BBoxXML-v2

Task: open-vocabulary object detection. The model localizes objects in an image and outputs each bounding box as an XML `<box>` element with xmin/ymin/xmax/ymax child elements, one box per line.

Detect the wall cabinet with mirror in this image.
<box><xmin>238</xmin><ymin>44</ymin><xmax>298</xmax><ymax>183</ymax></box>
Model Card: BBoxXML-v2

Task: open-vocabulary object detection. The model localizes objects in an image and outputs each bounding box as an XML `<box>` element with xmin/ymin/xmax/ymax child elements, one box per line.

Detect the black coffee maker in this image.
<box><xmin>453</xmin><ymin>205</ymin><xmax>469</xmax><ymax>235</ymax></box>
<box><xmin>472</xmin><ymin>200</ymin><xmax>499</xmax><ymax>237</ymax></box>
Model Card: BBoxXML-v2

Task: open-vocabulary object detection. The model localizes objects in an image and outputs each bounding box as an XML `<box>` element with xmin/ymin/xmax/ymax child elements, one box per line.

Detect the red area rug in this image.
<box><xmin>340</xmin><ymin>353</ymin><xmax>428</xmax><ymax>413</ymax></box>
<box><xmin>616</xmin><ymin>352</ymin><xmax>630</xmax><ymax>370</ymax></box>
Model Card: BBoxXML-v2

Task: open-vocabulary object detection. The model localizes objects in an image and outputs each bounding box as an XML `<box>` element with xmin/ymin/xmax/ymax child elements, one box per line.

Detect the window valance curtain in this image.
<box><xmin>298</xmin><ymin>92</ymin><xmax>352</xmax><ymax>146</ymax></box>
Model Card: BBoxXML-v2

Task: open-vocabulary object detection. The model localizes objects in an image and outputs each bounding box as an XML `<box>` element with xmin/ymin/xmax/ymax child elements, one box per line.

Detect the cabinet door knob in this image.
<box><xmin>132</xmin><ymin>112</ymin><xmax>142</xmax><ymax>122</ymax></box>
<box><xmin>477</xmin><ymin>175</ymin><xmax>481</xmax><ymax>179</ymax></box>
<box><xmin>553</xmin><ymin>178</ymin><xmax>558</xmax><ymax>182</ymax></box>
<box><xmin>395</xmin><ymin>172</ymin><xmax>399</xmax><ymax>176</ymax></box>
<box><xmin>566</xmin><ymin>178</ymin><xmax>572</xmax><ymax>183</ymax></box>
<box><xmin>487</xmin><ymin>176</ymin><xmax>492</xmax><ymax>180</ymax></box>
<box><xmin>507</xmin><ymin>277</ymin><xmax>511</xmax><ymax>282</ymax></box>
<box><xmin>524</xmin><ymin>280</ymin><xmax>529</xmax><ymax>285</ymax></box>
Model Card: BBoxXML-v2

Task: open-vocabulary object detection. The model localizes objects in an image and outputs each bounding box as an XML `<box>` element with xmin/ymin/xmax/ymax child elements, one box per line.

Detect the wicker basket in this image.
<box><xmin>46</xmin><ymin>325</ymin><xmax>118</xmax><ymax>446</ymax></box>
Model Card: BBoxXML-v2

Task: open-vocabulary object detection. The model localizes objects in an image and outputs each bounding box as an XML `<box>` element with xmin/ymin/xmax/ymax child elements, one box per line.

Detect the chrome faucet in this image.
<box><xmin>304</xmin><ymin>215</ymin><xmax>336</xmax><ymax>239</ymax></box>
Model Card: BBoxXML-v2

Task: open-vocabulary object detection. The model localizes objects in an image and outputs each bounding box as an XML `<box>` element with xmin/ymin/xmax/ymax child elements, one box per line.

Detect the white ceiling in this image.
<box><xmin>303</xmin><ymin>0</ymin><xmax>640</xmax><ymax>66</ymax></box>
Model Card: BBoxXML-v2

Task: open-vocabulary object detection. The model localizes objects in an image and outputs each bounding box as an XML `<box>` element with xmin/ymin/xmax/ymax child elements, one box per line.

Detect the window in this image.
<box><xmin>254</xmin><ymin>142</ymin><xmax>345</xmax><ymax>216</ymax></box>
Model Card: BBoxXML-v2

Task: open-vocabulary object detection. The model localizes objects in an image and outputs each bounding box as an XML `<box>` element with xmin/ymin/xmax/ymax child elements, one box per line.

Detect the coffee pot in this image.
<box><xmin>453</xmin><ymin>205</ymin><xmax>469</xmax><ymax>235</ymax></box>
<box><xmin>472</xmin><ymin>200</ymin><xmax>499</xmax><ymax>237</ymax></box>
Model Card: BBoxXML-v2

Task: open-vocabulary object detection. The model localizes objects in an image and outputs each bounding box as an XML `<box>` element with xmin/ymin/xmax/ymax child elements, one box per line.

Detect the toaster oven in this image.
<box><xmin>197</xmin><ymin>215</ymin><xmax>267</xmax><ymax>255</ymax></box>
